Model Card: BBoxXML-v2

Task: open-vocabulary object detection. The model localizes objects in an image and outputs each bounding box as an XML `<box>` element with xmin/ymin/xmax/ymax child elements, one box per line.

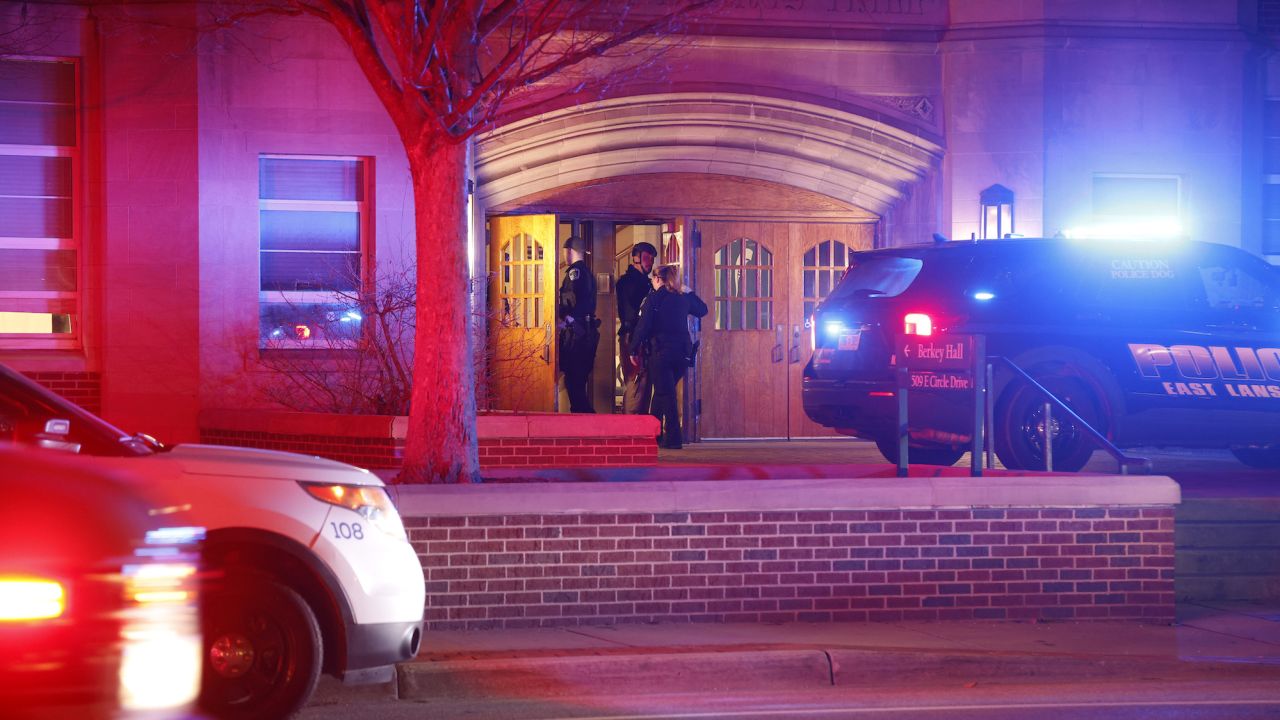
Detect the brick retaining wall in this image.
<box><xmin>198</xmin><ymin>409</ymin><xmax>659</xmax><ymax>470</ymax></box>
<box><xmin>393</xmin><ymin>476</ymin><xmax>1181</xmax><ymax>629</ymax></box>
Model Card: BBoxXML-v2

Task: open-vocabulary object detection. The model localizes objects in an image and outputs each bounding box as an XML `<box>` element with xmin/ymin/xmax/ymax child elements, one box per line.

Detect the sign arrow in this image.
<box><xmin>903</xmin><ymin>343</ymin><xmax>911</xmax><ymax>358</ymax></box>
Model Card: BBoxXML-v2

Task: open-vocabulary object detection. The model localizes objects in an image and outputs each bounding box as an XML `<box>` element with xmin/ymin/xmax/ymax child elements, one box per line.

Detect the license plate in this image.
<box><xmin>838</xmin><ymin>330</ymin><xmax>861</xmax><ymax>351</ymax></box>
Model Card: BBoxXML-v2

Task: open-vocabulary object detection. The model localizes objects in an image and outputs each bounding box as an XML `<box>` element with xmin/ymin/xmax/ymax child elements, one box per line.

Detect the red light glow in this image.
<box><xmin>903</xmin><ymin>313</ymin><xmax>932</xmax><ymax>336</ymax></box>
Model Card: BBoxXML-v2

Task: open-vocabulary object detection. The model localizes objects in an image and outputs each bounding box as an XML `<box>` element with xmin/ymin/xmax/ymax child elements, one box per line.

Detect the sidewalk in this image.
<box><xmin>391</xmin><ymin>600</ymin><xmax>1280</xmax><ymax>702</ymax></box>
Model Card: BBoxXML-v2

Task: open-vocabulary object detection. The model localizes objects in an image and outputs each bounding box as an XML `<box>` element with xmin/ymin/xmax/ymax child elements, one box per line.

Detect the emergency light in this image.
<box><xmin>903</xmin><ymin>313</ymin><xmax>932</xmax><ymax>336</ymax></box>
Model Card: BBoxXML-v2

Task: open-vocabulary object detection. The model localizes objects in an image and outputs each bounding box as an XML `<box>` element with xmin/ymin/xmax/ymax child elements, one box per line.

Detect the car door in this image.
<box><xmin>1188</xmin><ymin>245</ymin><xmax>1280</xmax><ymax>425</ymax></box>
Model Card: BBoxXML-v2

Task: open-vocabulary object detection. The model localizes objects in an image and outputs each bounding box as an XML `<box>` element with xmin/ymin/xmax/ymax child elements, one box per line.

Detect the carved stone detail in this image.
<box><xmin>871</xmin><ymin>95</ymin><xmax>935</xmax><ymax>122</ymax></box>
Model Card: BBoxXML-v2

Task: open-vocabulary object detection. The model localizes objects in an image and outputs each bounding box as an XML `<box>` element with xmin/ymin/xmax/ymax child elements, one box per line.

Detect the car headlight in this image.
<box><xmin>299</xmin><ymin>482</ymin><xmax>408</xmax><ymax>541</ymax></box>
<box><xmin>0</xmin><ymin>576</ymin><xmax>65</xmax><ymax>621</ymax></box>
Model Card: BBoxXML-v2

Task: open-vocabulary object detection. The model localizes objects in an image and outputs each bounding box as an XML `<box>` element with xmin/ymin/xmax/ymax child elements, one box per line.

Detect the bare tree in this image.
<box><xmin>198</xmin><ymin>0</ymin><xmax>713</xmax><ymax>483</ymax></box>
<box><xmin>256</xmin><ymin>264</ymin><xmax>416</xmax><ymax>416</ymax></box>
<box><xmin>257</xmin><ymin>266</ymin><xmax>551</xmax><ymax>417</ymax></box>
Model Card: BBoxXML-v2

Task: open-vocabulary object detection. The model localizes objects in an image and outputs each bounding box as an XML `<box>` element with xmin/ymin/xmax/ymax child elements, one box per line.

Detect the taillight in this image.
<box><xmin>0</xmin><ymin>576</ymin><xmax>65</xmax><ymax>621</ymax></box>
<box><xmin>903</xmin><ymin>312</ymin><xmax>933</xmax><ymax>336</ymax></box>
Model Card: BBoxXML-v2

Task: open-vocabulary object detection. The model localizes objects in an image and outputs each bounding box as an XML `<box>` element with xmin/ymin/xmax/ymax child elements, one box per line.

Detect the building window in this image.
<box><xmin>1089</xmin><ymin>174</ymin><xmax>1182</xmax><ymax>239</ymax></box>
<box><xmin>0</xmin><ymin>58</ymin><xmax>79</xmax><ymax>349</ymax></box>
<box><xmin>1264</xmin><ymin>98</ymin><xmax>1280</xmax><ymax>254</ymax></box>
<box><xmin>713</xmin><ymin>237</ymin><xmax>772</xmax><ymax>331</ymax></box>
<box><xmin>258</xmin><ymin>155</ymin><xmax>370</xmax><ymax>348</ymax></box>
<box><xmin>802</xmin><ymin>239</ymin><xmax>850</xmax><ymax>323</ymax></box>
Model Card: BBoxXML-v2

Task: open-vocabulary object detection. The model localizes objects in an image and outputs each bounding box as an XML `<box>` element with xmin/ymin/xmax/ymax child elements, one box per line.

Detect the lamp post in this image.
<box><xmin>980</xmin><ymin>184</ymin><xmax>1014</xmax><ymax>239</ymax></box>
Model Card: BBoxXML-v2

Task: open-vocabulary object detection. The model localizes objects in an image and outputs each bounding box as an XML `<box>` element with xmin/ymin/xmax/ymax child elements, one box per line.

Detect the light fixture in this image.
<box><xmin>980</xmin><ymin>184</ymin><xmax>1015</xmax><ymax>240</ymax></box>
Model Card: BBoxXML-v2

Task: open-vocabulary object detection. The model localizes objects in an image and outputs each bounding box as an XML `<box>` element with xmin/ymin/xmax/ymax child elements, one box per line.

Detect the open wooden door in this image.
<box><xmin>488</xmin><ymin>215</ymin><xmax>558</xmax><ymax>411</ymax></box>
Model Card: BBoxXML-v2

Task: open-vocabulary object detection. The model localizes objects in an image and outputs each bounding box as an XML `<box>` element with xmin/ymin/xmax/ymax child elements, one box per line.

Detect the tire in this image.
<box><xmin>874</xmin><ymin>436</ymin><xmax>965</xmax><ymax>467</ymax></box>
<box><xmin>994</xmin><ymin>373</ymin><xmax>1101</xmax><ymax>473</ymax></box>
<box><xmin>199</xmin><ymin>575</ymin><xmax>323</xmax><ymax>720</ymax></box>
<box><xmin>1231</xmin><ymin>446</ymin><xmax>1280</xmax><ymax>469</ymax></box>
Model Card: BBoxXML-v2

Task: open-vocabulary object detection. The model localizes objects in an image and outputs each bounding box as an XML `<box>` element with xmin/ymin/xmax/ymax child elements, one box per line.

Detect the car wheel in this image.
<box><xmin>994</xmin><ymin>374</ymin><xmax>1100</xmax><ymax>472</ymax></box>
<box><xmin>874</xmin><ymin>436</ymin><xmax>965</xmax><ymax>466</ymax></box>
<box><xmin>1231</xmin><ymin>446</ymin><xmax>1280</xmax><ymax>469</ymax></box>
<box><xmin>199</xmin><ymin>575</ymin><xmax>322</xmax><ymax>720</ymax></box>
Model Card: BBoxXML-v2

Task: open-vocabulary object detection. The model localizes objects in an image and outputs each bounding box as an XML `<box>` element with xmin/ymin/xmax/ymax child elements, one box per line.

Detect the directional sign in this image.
<box><xmin>899</xmin><ymin>334</ymin><xmax>974</xmax><ymax>372</ymax></box>
<box><xmin>908</xmin><ymin>371</ymin><xmax>974</xmax><ymax>391</ymax></box>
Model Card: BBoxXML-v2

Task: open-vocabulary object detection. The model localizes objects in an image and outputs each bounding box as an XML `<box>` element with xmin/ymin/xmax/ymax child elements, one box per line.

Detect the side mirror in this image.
<box><xmin>36</xmin><ymin>418</ymin><xmax>81</xmax><ymax>453</ymax></box>
<box><xmin>44</xmin><ymin>419</ymin><xmax>70</xmax><ymax>435</ymax></box>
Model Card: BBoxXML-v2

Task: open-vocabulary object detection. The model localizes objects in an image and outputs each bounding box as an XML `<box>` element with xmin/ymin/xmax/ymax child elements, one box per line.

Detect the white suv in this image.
<box><xmin>0</xmin><ymin>363</ymin><xmax>425</xmax><ymax>719</ymax></box>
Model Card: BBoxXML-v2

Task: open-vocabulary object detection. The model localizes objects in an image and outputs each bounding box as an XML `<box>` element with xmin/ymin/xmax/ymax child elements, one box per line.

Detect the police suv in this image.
<box><xmin>802</xmin><ymin>238</ymin><xmax>1280</xmax><ymax>471</ymax></box>
<box><xmin>0</xmin><ymin>363</ymin><xmax>425</xmax><ymax>719</ymax></box>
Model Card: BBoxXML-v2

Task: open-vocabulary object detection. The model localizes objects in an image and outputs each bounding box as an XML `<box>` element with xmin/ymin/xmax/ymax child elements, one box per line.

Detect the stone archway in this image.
<box><xmin>474</xmin><ymin>92</ymin><xmax>944</xmax><ymax>433</ymax></box>
<box><xmin>475</xmin><ymin>91</ymin><xmax>944</xmax><ymax>218</ymax></box>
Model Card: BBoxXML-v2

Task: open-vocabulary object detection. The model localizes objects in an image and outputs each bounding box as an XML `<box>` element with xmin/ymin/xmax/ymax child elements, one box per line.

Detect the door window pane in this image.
<box><xmin>802</xmin><ymin>239</ymin><xmax>850</xmax><ymax>327</ymax></box>
<box><xmin>495</xmin><ymin>233</ymin><xmax>545</xmax><ymax>328</ymax></box>
<box><xmin>712</xmin><ymin>236</ymin><xmax>774</xmax><ymax>331</ymax></box>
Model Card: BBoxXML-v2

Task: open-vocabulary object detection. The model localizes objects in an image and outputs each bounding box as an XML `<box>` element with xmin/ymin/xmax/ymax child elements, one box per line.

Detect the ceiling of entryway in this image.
<box><xmin>486</xmin><ymin>172</ymin><xmax>878</xmax><ymax>221</ymax></box>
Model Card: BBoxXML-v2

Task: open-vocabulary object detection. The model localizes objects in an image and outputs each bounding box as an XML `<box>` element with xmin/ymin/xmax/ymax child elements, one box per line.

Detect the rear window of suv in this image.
<box><xmin>826</xmin><ymin>255</ymin><xmax>924</xmax><ymax>302</ymax></box>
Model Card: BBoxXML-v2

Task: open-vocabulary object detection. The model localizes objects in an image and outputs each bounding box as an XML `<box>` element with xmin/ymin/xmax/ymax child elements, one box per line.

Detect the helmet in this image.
<box><xmin>631</xmin><ymin>242</ymin><xmax>658</xmax><ymax>258</ymax></box>
<box><xmin>563</xmin><ymin>236</ymin><xmax>587</xmax><ymax>253</ymax></box>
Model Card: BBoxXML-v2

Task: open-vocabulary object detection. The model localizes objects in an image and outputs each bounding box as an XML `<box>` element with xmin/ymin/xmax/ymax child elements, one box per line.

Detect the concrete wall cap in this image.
<box><xmin>390</xmin><ymin>475</ymin><xmax>1181</xmax><ymax>517</ymax></box>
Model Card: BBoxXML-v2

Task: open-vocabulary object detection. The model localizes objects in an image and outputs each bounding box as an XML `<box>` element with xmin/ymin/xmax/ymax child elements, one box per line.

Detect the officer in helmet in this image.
<box><xmin>557</xmin><ymin>235</ymin><xmax>599</xmax><ymax>413</ymax></box>
<box><xmin>616</xmin><ymin>241</ymin><xmax>657</xmax><ymax>414</ymax></box>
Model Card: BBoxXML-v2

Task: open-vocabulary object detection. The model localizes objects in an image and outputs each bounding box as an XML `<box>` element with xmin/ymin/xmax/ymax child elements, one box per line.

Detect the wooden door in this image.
<box><xmin>488</xmin><ymin>215</ymin><xmax>558</xmax><ymax>411</ymax></box>
<box><xmin>696</xmin><ymin>221</ymin><xmax>792</xmax><ymax>438</ymax></box>
<box><xmin>787</xmin><ymin>223</ymin><xmax>877</xmax><ymax>438</ymax></box>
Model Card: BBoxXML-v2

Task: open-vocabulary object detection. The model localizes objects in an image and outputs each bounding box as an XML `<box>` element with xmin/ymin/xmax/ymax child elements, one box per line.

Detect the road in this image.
<box><xmin>302</xmin><ymin>677</ymin><xmax>1280</xmax><ymax>719</ymax></box>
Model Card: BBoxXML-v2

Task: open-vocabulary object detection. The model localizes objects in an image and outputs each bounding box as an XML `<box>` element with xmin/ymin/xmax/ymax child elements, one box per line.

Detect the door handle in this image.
<box><xmin>772</xmin><ymin>324</ymin><xmax>784</xmax><ymax>363</ymax></box>
<box><xmin>789</xmin><ymin>324</ymin><xmax>801</xmax><ymax>364</ymax></box>
<box><xmin>542</xmin><ymin>322</ymin><xmax>552</xmax><ymax>364</ymax></box>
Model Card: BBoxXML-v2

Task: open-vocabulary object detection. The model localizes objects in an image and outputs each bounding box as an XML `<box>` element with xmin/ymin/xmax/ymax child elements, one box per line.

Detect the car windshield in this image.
<box><xmin>826</xmin><ymin>255</ymin><xmax>924</xmax><ymax>302</ymax></box>
<box><xmin>0</xmin><ymin>364</ymin><xmax>155</xmax><ymax>457</ymax></box>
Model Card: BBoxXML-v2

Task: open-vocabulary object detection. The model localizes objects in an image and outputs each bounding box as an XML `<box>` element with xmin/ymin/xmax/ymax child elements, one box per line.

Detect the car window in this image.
<box><xmin>0</xmin><ymin>368</ymin><xmax>151</xmax><ymax>457</ymax></box>
<box><xmin>826</xmin><ymin>255</ymin><xmax>923</xmax><ymax>301</ymax></box>
<box><xmin>1197</xmin><ymin>262</ymin><xmax>1275</xmax><ymax>310</ymax></box>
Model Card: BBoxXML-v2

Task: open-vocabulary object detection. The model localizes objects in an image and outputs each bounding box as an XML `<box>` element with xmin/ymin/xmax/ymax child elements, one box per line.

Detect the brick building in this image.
<box><xmin>1</xmin><ymin>1</ymin><xmax>1275</xmax><ymax>443</ymax></box>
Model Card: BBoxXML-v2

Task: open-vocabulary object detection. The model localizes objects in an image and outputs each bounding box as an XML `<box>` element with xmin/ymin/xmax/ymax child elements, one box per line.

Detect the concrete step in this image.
<box><xmin>1177</xmin><ymin>574</ymin><xmax>1280</xmax><ymax>603</ymax></box>
<box><xmin>1175</xmin><ymin>497</ymin><xmax>1280</xmax><ymax>602</ymax></box>
<box><xmin>1176</xmin><ymin>522</ymin><xmax>1280</xmax><ymax>548</ymax></box>
<box><xmin>1177</xmin><ymin>549</ymin><xmax>1280</xmax><ymax>576</ymax></box>
<box><xmin>1178</xmin><ymin>498</ymin><xmax>1280</xmax><ymax>523</ymax></box>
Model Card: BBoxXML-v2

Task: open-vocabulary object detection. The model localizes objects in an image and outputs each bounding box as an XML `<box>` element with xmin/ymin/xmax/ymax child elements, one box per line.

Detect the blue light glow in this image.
<box><xmin>822</xmin><ymin>320</ymin><xmax>847</xmax><ymax>339</ymax></box>
<box><xmin>973</xmin><ymin>291</ymin><xmax>995</xmax><ymax>301</ymax></box>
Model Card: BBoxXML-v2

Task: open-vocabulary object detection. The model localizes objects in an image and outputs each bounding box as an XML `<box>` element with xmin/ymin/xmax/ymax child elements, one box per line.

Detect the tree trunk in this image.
<box><xmin>398</xmin><ymin>134</ymin><xmax>480</xmax><ymax>484</ymax></box>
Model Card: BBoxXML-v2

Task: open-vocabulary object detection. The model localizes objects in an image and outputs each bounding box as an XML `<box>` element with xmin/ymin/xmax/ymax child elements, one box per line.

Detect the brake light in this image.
<box><xmin>0</xmin><ymin>577</ymin><xmax>65</xmax><ymax>621</ymax></box>
<box><xmin>904</xmin><ymin>313</ymin><xmax>933</xmax><ymax>336</ymax></box>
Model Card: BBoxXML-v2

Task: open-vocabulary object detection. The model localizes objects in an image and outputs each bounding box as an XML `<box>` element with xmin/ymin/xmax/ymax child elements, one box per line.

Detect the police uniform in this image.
<box><xmin>629</xmin><ymin>286</ymin><xmax>707</xmax><ymax>448</ymax></box>
<box><xmin>558</xmin><ymin>245</ymin><xmax>599</xmax><ymax>413</ymax></box>
<box><xmin>616</xmin><ymin>242</ymin><xmax>658</xmax><ymax>414</ymax></box>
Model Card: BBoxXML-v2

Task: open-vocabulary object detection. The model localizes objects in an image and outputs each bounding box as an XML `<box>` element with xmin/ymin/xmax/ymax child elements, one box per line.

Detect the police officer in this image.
<box><xmin>616</xmin><ymin>241</ymin><xmax>657</xmax><ymax>414</ymax></box>
<box><xmin>629</xmin><ymin>264</ymin><xmax>707</xmax><ymax>449</ymax></box>
<box><xmin>557</xmin><ymin>235</ymin><xmax>599</xmax><ymax>413</ymax></box>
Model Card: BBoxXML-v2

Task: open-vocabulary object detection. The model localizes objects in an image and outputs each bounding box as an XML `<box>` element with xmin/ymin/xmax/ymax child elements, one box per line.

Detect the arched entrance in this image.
<box><xmin>475</xmin><ymin>93</ymin><xmax>943</xmax><ymax>438</ymax></box>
